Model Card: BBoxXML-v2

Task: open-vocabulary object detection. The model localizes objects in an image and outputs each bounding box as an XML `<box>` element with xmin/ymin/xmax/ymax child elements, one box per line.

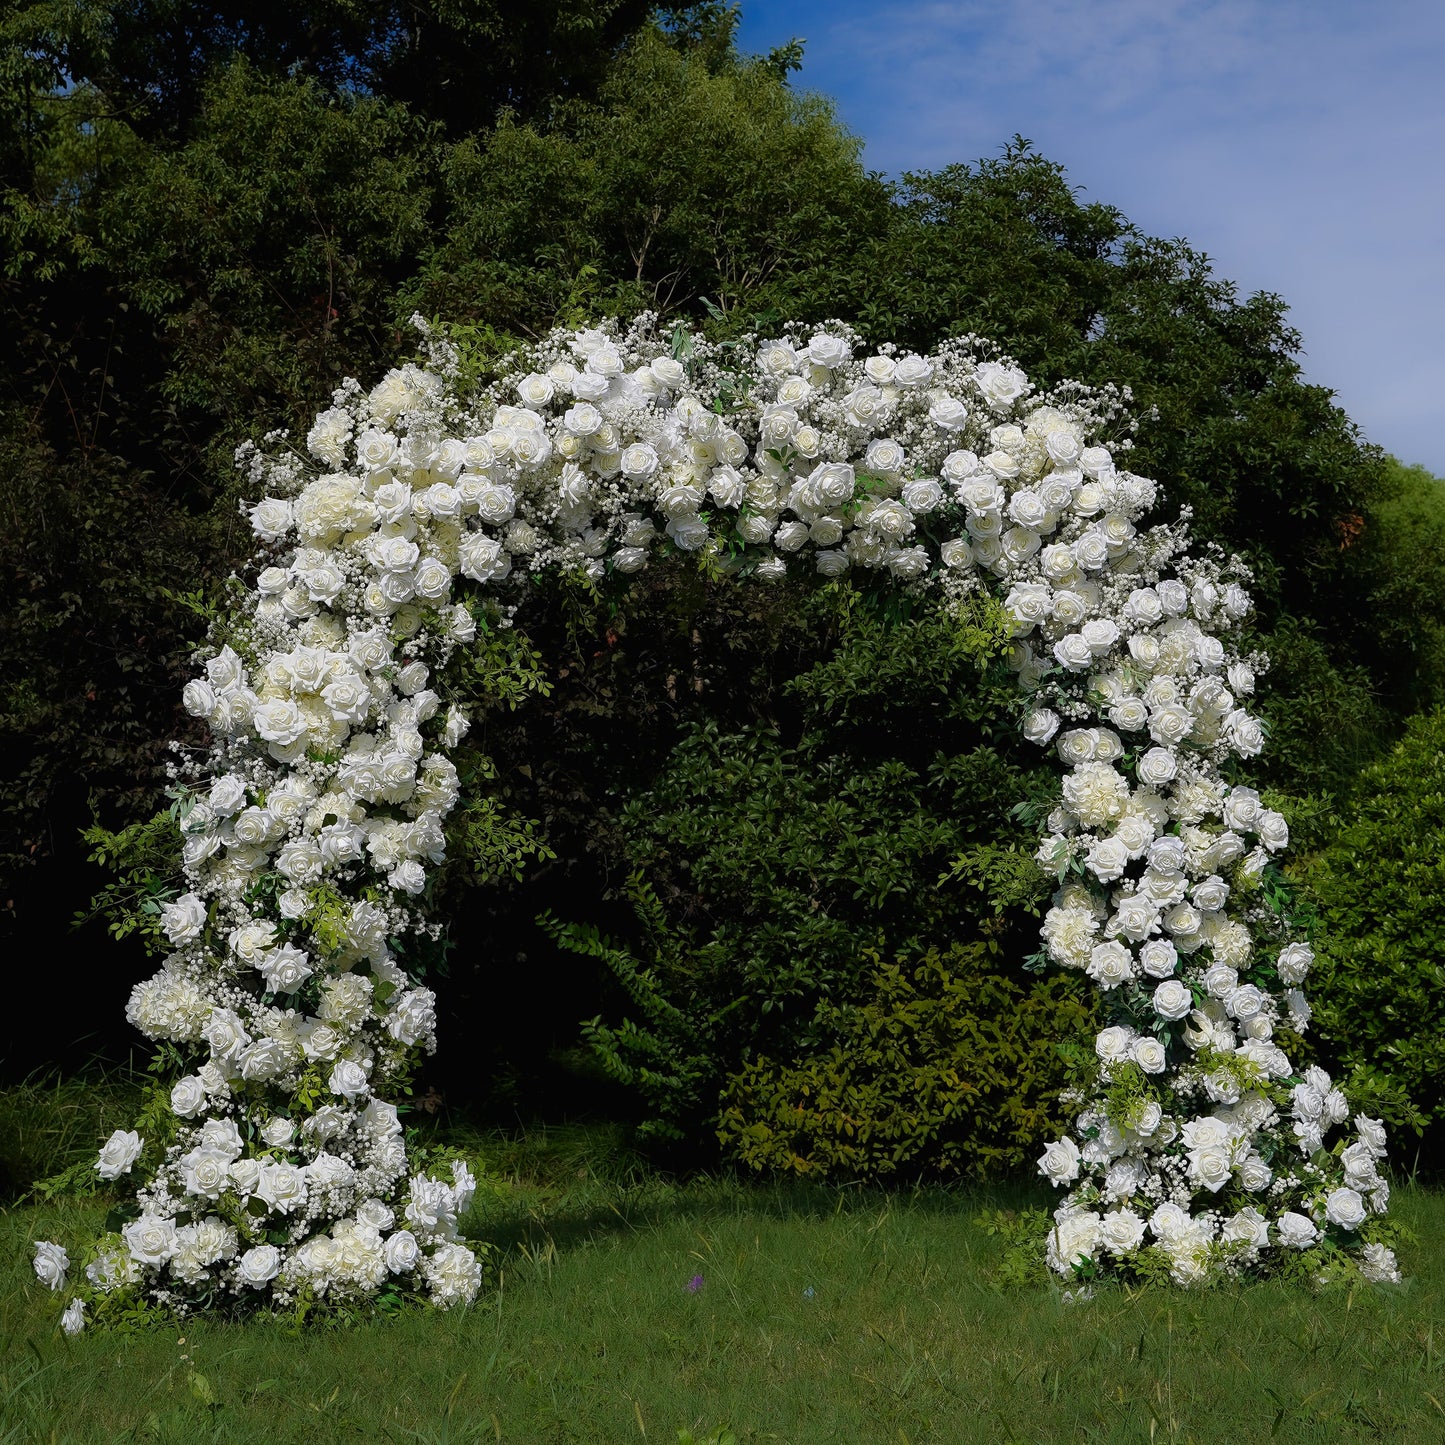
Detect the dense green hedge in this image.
<box><xmin>1303</xmin><ymin>707</ymin><xmax>1445</xmax><ymax>1149</ymax></box>
<box><xmin>719</xmin><ymin>944</ymin><xmax>1094</xmax><ymax>1180</ymax></box>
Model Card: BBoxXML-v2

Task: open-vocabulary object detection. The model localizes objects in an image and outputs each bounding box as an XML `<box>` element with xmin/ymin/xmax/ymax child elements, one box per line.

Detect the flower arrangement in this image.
<box><xmin>34</xmin><ymin>313</ymin><xmax>1396</xmax><ymax>1327</ymax></box>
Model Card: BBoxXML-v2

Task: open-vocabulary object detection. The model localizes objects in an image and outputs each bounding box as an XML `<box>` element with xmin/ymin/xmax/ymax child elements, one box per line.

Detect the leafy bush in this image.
<box><xmin>718</xmin><ymin>943</ymin><xmax>1094</xmax><ymax>1180</ymax></box>
<box><xmin>542</xmin><ymin>594</ymin><xmax>1092</xmax><ymax>1174</ymax></box>
<box><xmin>1302</xmin><ymin>707</ymin><xmax>1445</xmax><ymax>1153</ymax></box>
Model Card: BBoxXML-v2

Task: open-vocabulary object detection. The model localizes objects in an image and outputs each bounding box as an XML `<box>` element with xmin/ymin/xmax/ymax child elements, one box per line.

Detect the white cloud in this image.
<box><xmin>739</xmin><ymin>0</ymin><xmax>1445</xmax><ymax>469</ymax></box>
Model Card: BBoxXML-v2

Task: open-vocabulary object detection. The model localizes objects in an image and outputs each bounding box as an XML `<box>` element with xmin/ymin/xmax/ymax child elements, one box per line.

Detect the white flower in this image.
<box><xmin>123</xmin><ymin>1214</ymin><xmax>178</xmax><ymax>1267</ymax></box>
<box><xmin>1276</xmin><ymin>943</ymin><xmax>1313</xmax><ymax>985</ymax></box>
<box><xmin>1037</xmin><ymin>1136</ymin><xmax>1081</xmax><ymax>1186</ymax></box>
<box><xmin>1132</xmin><ymin>1037</ymin><xmax>1167</xmax><ymax>1074</ymax></box>
<box><xmin>256</xmin><ymin>1162</ymin><xmax>309</xmax><ymax>1214</ymax></box>
<box><xmin>33</xmin><ymin>1241</ymin><xmax>68</xmax><ymax>1291</ymax></box>
<box><xmin>60</xmin><ymin>1299</ymin><xmax>85</xmax><ymax>1336</ymax></box>
<box><xmin>806</xmin><ymin>333</ymin><xmax>851</xmax><ymax>369</ymax></box>
<box><xmin>330</xmin><ymin>1060</ymin><xmax>371</xmax><ymax>1102</ymax></box>
<box><xmin>1023</xmin><ymin>709</ymin><xmax>1060</xmax><ymax>745</ymax></box>
<box><xmin>1276</xmin><ymin>1212</ymin><xmax>1319</xmax><ymax>1250</ymax></box>
<box><xmin>96</xmin><ymin>1129</ymin><xmax>143</xmax><ymax>1180</ymax></box>
<box><xmin>1359</xmin><ymin>1242</ymin><xmax>1401</xmax><ymax>1283</ymax></box>
<box><xmin>161</xmin><ymin>893</ymin><xmax>207</xmax><ymax>945</ymax></box>
<box><xmin>1046</xmin><ymin>1211</ymin><xmax>1101</xmax><ymax>1274</ymax></box>
<box><xmin>1152</xmin><ymin>980</ymin><xmax>1193</xmax><ymax>1020</ymax></box>
<box><xmin>1095</xmin><ymin>1026</ymin><xmax>1135</xmax><ymax>1064</ymax></box>
<box><xmin>1324</xmin><ymin>1188</ymin><xmax>1367</xmax><ymax>1230</ymax></box>
<box><xmin>257</xmin><ymin>943</ymin><xmax>313</xmax><ymax>993</ymax></box>
<box><xmin>237</xmin><ymin>1244</ymin><xmax>282</xmax><ymax>1287</ymax></box>
<box><xmin>1099</xmin><ymin>1209</ymin><xmax>1146</xmax><ymax>1255</ymax></box>
<box><xmin>1221</xmin><ymin>1207</ymin><xmax>1270</xmax><ymax>1249</ymax></box>
<box><xmin>171</xmin><ymin>1075</ymin><xmax>208</xmax><ymax>1119</ymax></box>
<box><xmin>975</xmin><ymin>361</ymin><xmax>1028</xmax><ymax>409</ymax></box>
<box><xmin>384</xmin><ymin>1230</ymin><xmax>421</xmax><ymax>1273</ymax></box>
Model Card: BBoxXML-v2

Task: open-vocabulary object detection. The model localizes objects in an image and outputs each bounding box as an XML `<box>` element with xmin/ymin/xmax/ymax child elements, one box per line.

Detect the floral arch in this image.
<box><xmin>34</xmin><ymin>315</ymin><xmax>1399</xmax><ymax>1332</ymax></box>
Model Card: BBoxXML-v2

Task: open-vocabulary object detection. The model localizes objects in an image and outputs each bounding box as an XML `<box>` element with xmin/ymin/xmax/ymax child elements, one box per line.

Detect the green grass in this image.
<box><xmin>1</xmin><ymin>1130</ymin><xmax>1443</xmax><ymax>1444</ymax></box>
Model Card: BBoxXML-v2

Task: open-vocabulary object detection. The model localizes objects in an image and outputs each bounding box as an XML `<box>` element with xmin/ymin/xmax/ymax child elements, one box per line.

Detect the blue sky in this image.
<box><xmin>735</xmin><ymin>1</ymin><xmax>1445</xmax><ymax>474</ymax></box>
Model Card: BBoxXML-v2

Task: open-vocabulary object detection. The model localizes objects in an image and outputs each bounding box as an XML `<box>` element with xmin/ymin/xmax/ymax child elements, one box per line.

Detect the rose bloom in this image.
<box><xmin>1275</xmin><ymin>1212</ymin><xmax>1319</xmax><ymax>1250</ymax></box>
<box><xmin>1325</xmin><ymin>1187</ymin><xmax>1367</xmax><ymax>1230</ymax></box>
<box><xmin>96</xmin><ymin>1128</ymin><xmax>143</xmax><ymax>1180</ymax></box>
<box><xmin>1132</xmin><ymin>1037</ymin><xmax>1167</xmax><ymax>1074</ymax></box>
<box><xmin>1099</xmin><ymin>1209</ymin><xmax>1147</xmax><ymax>1255</ymax></box>
<box><xmin>1037</xmin><ymin>1137</ymin><xmax>1081</xmax><ymax>1186</ymax></box>
<box><xmin>1095</xmin><ymin>1026</ymin><xmax>1135</xmax><ymax>1064</ymax></box>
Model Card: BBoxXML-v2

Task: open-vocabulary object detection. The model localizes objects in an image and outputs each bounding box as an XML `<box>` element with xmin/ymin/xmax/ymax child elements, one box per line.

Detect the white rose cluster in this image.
<box><xmin>42</xmin><ymin>315</ymin><xmax>1394</xmax><ymax>1327</ymax></box>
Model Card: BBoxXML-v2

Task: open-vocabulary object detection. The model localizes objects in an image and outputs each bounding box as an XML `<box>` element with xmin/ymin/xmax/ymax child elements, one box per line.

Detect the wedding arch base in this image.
<box><xmin>34</xmin><ymin>314</ymin><xmax>1401</xmax><ymax>1332</ymax></box>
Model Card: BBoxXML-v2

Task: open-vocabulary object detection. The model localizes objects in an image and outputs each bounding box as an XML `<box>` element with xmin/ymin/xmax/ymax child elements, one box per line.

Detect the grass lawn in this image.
<box><xmin>0</xmin><ymin>1127</ymin><xmax>1442</xmax><ymax>1444</ymax></box>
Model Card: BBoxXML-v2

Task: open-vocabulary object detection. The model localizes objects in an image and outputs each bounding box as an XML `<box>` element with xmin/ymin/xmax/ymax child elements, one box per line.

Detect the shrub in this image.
<box><xmin>718</xmin><ymin>943</ymin><xmax>1095</xmax><ymax>1180</ymax></box>
<box><xmin>1302</xmin><ymin>707</ymin><xmax>1445</xmax><ymax>1150</ymax></box>
<box><xmin>544</xmin><ymin>595</ymin><xmax>1092</xmax><ymax>1174</ymax></box>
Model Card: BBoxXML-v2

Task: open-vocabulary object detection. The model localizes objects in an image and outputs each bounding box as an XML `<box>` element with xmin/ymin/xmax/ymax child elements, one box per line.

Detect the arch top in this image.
<box><xmin>36</xmin><ymin>314</ymin><xmax>1397</xmax><ymax>1330</ymax></box>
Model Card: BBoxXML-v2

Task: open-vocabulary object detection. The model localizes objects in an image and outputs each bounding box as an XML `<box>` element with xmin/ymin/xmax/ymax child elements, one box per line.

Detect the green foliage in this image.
<box><xmin>718</xmin><ymin>944</ymin><xmax>1095</xmax><ymax>1180</ymax></box>
<box><xmin>539</xmin><ymin>597</ymin><xmax>1079</xmax><ymax>1169</ymax></box>
<box><xmin>1300</xmin><ymin>706</ymin><xmax>1445</xmax><ymax>1137</ymax></box>
<box><xmin>1355</xmin><ymin>458</ymin><xmax>1445</xmax><ymax>712</ymax></box>
<box><xmin>73</xmin><ymin>792</ymin><xmax>187</xmax><ymax>949</ymax></box>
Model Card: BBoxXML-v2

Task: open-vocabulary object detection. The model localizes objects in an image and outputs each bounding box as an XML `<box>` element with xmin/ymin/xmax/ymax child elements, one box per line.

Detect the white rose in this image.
<box><xmin>1152</xmin><ymin>980</ymin><xmax>1193</xmax><ymax>1021</ymax></box>
<box><xmin>1023</xmin><ymin>709</ymin><xmax>1060</xmax><ymax>745</ymax></box>
<box><xmin>96</xmin><ymin>1128</ymin><xmax>143</xmax><ymax>1180</ymax></box>
<box><xmin>1053</xmin><ymin>634</ymin><xmax>1095</xmax><ymax>672</ymax></box>
<box><xmin>1221</xmin><ymin>1207</ymin><xmax>1270</xmax><ymax>1250</ymax></box>
<box><xmin>1236</xmin><ymin>1154</ymin><xmax>1272</xmax><ymax>1191</ymax></box>
<box><xmin>1085</xmin><ymin>837</ymin><xmax>1130</xmax><ymax>884</ymax></box>
<box><xmin>1148</xmin><ymin>705</ymin><xmax>1194</xmax><ymax>746</ymax></box>
<box><xmin>1099</xmin><ymin>1209</ymin><xmax>1146</xmax><ymax>1255</ymax></box>
<box><xmin>806</xmin><ymin>333</ymin><xmax>851</xmax><ymax>369</ymax></box>
<box><xmin>258</xmin><ymin>1116</ymin><xmax>293</xmax><ymax>1148</ymax></box>
<box><xmin>1095</xmin><ymin>1026</ymin><xmax>1135</xmax><ymax>1064</ymax></box>
<box><xmin>1276</xmin><ymin>943</ymin><xmax>1313</xmax><ymax>984</ymax></box>
<box><xmin>161</xmin><ymin>893</ymin><xmax>207</xmax><ymax>945</ymax></box>
<box><xmin>1046</xmin><ymin>1211</ymin><xmax>1101</xmax><ymax>1274</ymax></box>
<box><xmin>1275</xmin><ymin>1211</ymin><xmax>1319</xmax><ymax>1250</ymax></box>
<box><xmin>256</xmin><ymin>1162</ymin><xmax>308</xmax><ymax>1214</ymax></box>
<box><xmin>1223</xmin><ymin>709</ymin><xmax>1266</xmax><ymax>757</ymax></box>
<box><xmin>975</xmin><ymin>361</ymin><xmax>1028</xmax><ymax>410</ymax></box>
<box><xmin>237</xmin><ymin>1244</ymin><xmax>282</xmax><ymax>1288</ymax></box>
<box><xmin>33</xmin><ymin>1241</ymin><xmax>68</xmax><ymax>1290</ymax></box>
<box><xmin>1037</xmin><ymin>1136</ymin><xmax>1081</xmax><ymax>1186</ymax></box>
<box><xmin>1132</xmin><ymin>1037</ymin><xmax>1167</xmax><ymax>1074</ymax></box>
<box><xmin>458</xmin><ymin>532</ymin><xmax>511</xmax><ymax>584</ymax></box>
<box><xmin>123</xmin><ymin>1214</ymin><xmax>178</xmax><ymax>1267</ymax></box>
<box><xmin>1139</xmin><ymin>939</ymin><xmax>1179</xmax><ymax>978</ymax></box>
<box><xmin>171</xmin><ymin>1075</ymin><xmax>207</xmax><ymax>1119</ymax></box>
<box><xmin>1187</xmin><ymin>1143</ymin><xmax>1233</xmax><ymax>1192</ymax></box>
<box><xmin>1325</xmin><ymin>1187</ymin><xmax>1366</xmax><ymax>1230</ymax></box>
<box><xmin>330</xmin><ymin>1060</ymin><xmax>371</xmax><ymax>1101</ymax></box>
<box><xmin>384</xmin><ymin>1230</ymin><xmax>421</xmax><ymax>1273</ymax></box>
<box><xmin>929</xmin><ymin>396</ymin><xmax>969</xmax><ymax>431</ymax></box>
<box><xmin>253</xmin><ymin>699</ymin><xmax>307</xmax><ymax>747</ymax></box>
<box><xmin>256</xmin><ymin>943</ymin><xmax>312</xmax><ymax>994</ymax></box>
<box><xmin>901</xmin><ymin>478</ymin><xmax>944</xmax><ymax>514</ymax></box>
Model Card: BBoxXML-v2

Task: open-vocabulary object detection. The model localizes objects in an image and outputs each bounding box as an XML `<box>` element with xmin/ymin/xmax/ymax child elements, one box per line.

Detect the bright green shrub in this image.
<box><xmin>718</xmin><ymin>944</ymin><xmax>1095</xmax><ymax>1180</ymax></box>
<box><xmin>1303</xmin><ymin>707</ymin><xmax>1445</xmax><ymax>1137</ymax></box>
